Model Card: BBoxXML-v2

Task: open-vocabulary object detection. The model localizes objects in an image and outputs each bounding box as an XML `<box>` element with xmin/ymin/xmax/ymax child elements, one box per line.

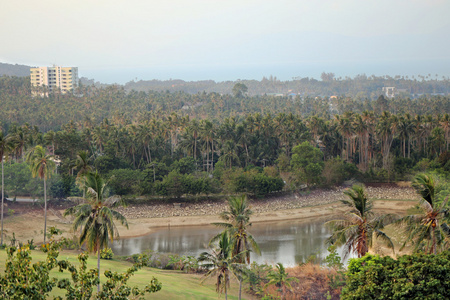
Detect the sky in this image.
<box><xmin>1</xmin><ymin>0</ymin><xmax>450</xmax><ymax>83</ymax></box>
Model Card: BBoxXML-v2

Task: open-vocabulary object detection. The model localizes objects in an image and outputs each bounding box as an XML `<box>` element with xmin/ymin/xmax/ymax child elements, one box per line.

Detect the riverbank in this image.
<box><xmin>2</xmin><ymin>184</ymin><xmax>419</xmax><ymax>244</ymax></box>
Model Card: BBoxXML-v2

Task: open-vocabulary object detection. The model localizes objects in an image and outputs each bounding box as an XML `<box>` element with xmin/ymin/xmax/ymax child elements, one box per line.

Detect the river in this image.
<box><xmin>111</xmin><ymin>217</ymin><xmax>350</xmax><ymax>266</ymax></box>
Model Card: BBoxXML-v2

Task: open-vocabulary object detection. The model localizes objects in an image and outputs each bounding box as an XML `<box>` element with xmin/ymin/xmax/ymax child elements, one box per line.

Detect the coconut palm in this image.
<box><xmin>264</xmin><ymin>263</ymin><xmax>298</xmax><ymax>299</ymax></box>
<box><xmin>0</xmin><ymin>132</ymin><xmax>14</xmax><ymax>246</ymax></box>
<box><xmin>326</xmin><ymin>184</ymin><xmax>395</xmax><ymax>258</ymax></box>
<box><xmin>64</xmin><ymin>171</ymin><xmax>128</xmax><ymax>292</ymax></box>
<box><xmin>212</xmin><ymin>195</ymin><xmax>260</xmax><ymax>300</ymax></box>
<box><xmin>26</xmin><ymin>145</ymin><xmax>56</xmax><ymax>243</ymax></box>
<box><xmin>198</xmin><ymin>231</ymin><xmax>246</xmax><ymax>300</ymax></box>
<box><xmin>399</xmin><ymin>174</ymin><xmax>450</xmax><ymax>254</ymax></box>
<box><xmin>74</xmin><ymin>150</ymin><xmax>93</xmax><ymax>198</ymax></box>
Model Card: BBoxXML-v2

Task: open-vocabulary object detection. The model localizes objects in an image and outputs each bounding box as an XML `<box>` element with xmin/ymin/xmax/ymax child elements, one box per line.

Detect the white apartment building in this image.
<box><xmin>30</xmin><ymin>66</ymin><xmax>78</xmax><ymax>95</ymax></box>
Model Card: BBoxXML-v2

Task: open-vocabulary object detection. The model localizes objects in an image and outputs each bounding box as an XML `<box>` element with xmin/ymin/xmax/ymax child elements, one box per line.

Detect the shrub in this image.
<box><xmin>100</xmin><ymin>247</ymin><xmax>114</xmax><ymax>260</ymax></box>
<box><xmin>342</xmin><ymin>252</ymin><xmax>450</xmax><ymax>299</ymax></box>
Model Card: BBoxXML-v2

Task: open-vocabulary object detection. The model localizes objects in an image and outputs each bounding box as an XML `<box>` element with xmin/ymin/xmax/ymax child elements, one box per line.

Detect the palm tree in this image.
<box><xmin>264</xmin><ymin>263</ymin><xmax>298</xmax><ymax>299</ymax></box>
<box><xmin>326</xmin><ymin>184</ymin><xmax>395</xmax><ymax>258</ymax></box>
<box><xmin>399</xmin><ymin>174</ymin><xmax>450</xmax><ymax>254</ymax></box>
<box><xmin>64</xmin><ymin>171</ymin><xmax>128</xmax><ymax>292</ymax></box>
<box><xmin>26</xmin><ymin>145</ymin><xmax>56</xmax><ymax>243</ymax></box>
<box><xmin>0</xmin><ymin>132</ymin><xmax>13</xmax><ymax>246</ymax></box>
<box><xmin>439</xmin><ymin>113</ymin><xmax>450</xmax><ymax>151</ymax></box>
<box><xmin>198</xmin><ymin>231</ymin><xmax>246</xmax><ymax>300</ymax></box>
<box><xmin>212</xmin><ymin>195</ymin><xmax>260</xmax><ymax>300</ymax></box>
<box><xmin>200</xmin><ymin>120</ymin><xmax>215</xmax><ymax>172</ymax></box>
<box><xmin>74</xmin><ymin>150</ymin><xmax>93</xmax><ymax>198</ymax></box>
<box><xmin>221</xmin><ymin>140</ymin><xmax>239</xmax><ymax>169</ymax></box>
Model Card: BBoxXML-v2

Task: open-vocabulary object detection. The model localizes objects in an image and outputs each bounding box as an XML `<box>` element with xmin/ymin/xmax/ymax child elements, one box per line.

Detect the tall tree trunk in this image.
<box><xmin>408</xmin><ymin>138</ymin><xmax>411</xmax><ymax>158</ymax></box>
<box><xmin>44</xmin><ymin>177</ymin><xmax>47</xmax><ymax>244</ymax></box>
<box><xmin>1</xmin><ymin>160</ymin><xmax>4</xmax><ymax>246</ymax></box>
<box><xmin>194</xmin><ymin>137</ymin><xmax>197</xmax><ymax>160</ymax></box>
<box><xmin>432</xmin><ymin>226</ymin><xmax>436</xmax><ymax>255</ymax></box>
<box><xmin>239</xmin><ymin>279</ymin><xmax>242</xmax><ymax>300</ymax></box>
<box><xmin>98</xmin><ymin>244</ymin><xmax>101</xmax><ymax>293</ymax></box>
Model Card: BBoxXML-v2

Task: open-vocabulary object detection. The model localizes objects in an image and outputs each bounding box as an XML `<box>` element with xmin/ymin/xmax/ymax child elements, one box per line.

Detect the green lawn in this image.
<box><xmin>0</xmin><ymin>248</ymin><xmax>253</xmax><ymax>299</ymax></box>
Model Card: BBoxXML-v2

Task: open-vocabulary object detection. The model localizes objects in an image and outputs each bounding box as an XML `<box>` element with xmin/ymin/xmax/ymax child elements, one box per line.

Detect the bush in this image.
<box><xmin>107</xmin><ymin>169</ymin><xmax>143</xmax><ymax>195</ymax></box>
<box><xmin>100</xmin><ymin>247</ymin><xmax>114</xmax><ymax>260</ymax></box>
<box><xmin>231</xmin><ymin>169</ymin><xmax>284</xmax><ymax>197</ymax></box>
<box><xmin>342</xmin><ymin>252</ymin><xmax>450</xmax><ymax>299</ymax></box>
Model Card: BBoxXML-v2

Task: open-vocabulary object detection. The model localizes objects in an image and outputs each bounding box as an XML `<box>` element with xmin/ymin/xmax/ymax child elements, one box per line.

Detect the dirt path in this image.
<box><xmin>2</xmin><ymin>184</ymin><xmax>419</xmax><ymax>245</ymax></box>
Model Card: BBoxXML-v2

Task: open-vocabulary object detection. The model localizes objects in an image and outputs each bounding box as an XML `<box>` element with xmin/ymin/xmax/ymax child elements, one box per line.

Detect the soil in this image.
<box><xmin>1</xmin><ymin>183</ymin><xmax>420</xmax><ymax>245</ymax></box>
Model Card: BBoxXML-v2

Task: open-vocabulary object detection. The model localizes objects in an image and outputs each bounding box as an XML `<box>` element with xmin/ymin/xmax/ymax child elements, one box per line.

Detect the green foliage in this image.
<box><xmin>0</xmin><ymin>230</ymin><xmax>161</xmax><ymax>300</ymax></box>
<box><xmin>243</xmin><ymin>262</ymin><xmax>272</xmax><ymax>295</ymax></box>
<box><xmin>166</xmin><ymin>254</ymin><xmax>201</xmax><ymax>273</ymax></box>
<box><xmin>94</xmin><ymin>155</ymin><xmax>130</xmax><ymax>175</ymax></box>
<box><xmin>322</xmin><ymin>157</ymin><xmax>358</xmax><ymax>186</ymax></box>
<box><xmin>0</xmin><ymin>245</ymin><xmax>59</xmax><ymax>299</ymax></box>
<box><xmin>155</xmin><ymin>170</ymin><xmax>217</xmax><ymax>198</ymax></box>
<box><xmin>198</xmin><ymin>231</ymin><xmax>246</xmax><ymax>299</ymax></box>
<box><xmin>50</xmin><ymin>174</ymin><xmax>81</xmax><ymax>200</ymax></box>
<box><xmin>231</xmin><ymin>169</ymin><xmax>284</xmax><ymax>197</ymax></box>
<box><xmin>324</xmin><ymin>246</ymin><xmax>346</xmax><ymax>291</ymax></box>
<box><xmin>264</xmin><ymin>263</ymin><xmax>298</xmax><ymax>298</ymax></box>
<box><xmin>171</xmin><ymin>157</ymin><xmax>197</xmax><ymax>174</ymax></box>
<box><xmin>3</xmin><ymin>162</ymin><xmax>41</xmax><ymax>197</ymax></box>
<box><xmin>99</xmin><ymin>247</ymin><xmax>114</xmax><ymax>260</ymax></box>
<box><xmin>232</xmin><ymin>83</ymin><xmax>248</xmax><ymax>98</ymax></box>
<box><xmin>342</xmin><ymin>252</ymin><xmax>450</xmax><ymax>299</ymax></box>
<box><xmin>327</xmin><ymin>184</ymin><xmax>395</xmax><ymax>258</ymax></box>
<box><xmin>324</xmin><ymin>245</ymin><xmax>344</xmax><ymax>270</ymax></box>
<box><xmin>291</xmin><ymin>141</ymin><xmax>324</xmax><ymax>186</ymax></box>
<box><xmin>399</xmin><ymin>173</ymin><xmax>450</xmax><ymax>254</ymax></box>
<box><xmin>107</xmin><ymin>169</ymin><xmax>143</xmax><ymax>196</ymax></box>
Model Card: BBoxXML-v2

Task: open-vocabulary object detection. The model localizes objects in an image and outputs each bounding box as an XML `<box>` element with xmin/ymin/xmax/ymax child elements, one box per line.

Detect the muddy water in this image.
<box><xmin>111</xmin><ymin>217</ymin><xmax>349</xmax><ymax>266</ymax></box>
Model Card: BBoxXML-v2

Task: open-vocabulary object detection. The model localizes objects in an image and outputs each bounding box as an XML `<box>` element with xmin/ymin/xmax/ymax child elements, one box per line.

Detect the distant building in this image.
<box><xmin>382</xmin><ymin>87</ymin><xmax>396</xmax><ymax>98</ymax></box>
<box><xmin>30</xmin><ymin>66</ymin><xmax>78</xmax><ymax>96</ymax></box>
<box><xmin>382</xmin><ymin>86</ymin><xmax>409</xmax><ymax>98</ymax></box>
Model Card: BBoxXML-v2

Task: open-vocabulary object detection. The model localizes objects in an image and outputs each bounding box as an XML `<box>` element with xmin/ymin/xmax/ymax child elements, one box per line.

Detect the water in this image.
<box><xmin>111</xmin><ymin>217</ymin><xmax>347</xmax><ymax>266</ymax></box>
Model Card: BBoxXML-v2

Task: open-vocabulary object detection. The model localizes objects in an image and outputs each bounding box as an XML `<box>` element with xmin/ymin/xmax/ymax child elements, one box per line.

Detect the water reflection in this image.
<box><xmin>111</xmin><ymin>217</ymin><xmax>345</xmax><ymax>266</ymax></box>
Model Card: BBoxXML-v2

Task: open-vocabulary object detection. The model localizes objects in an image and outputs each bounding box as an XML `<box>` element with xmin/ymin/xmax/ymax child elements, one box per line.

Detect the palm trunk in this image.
<box><xmin>194</xmin><ymin>137</ymin><xmax>197</xmax><ymax>160</ymax></box>
<box><xmin>44</xmin><ymin>177</ymin><xmax>47</xmax><ymax>244</ymax></box>
<box><xmin>239</xmin><ymin>279</ymin><xmax>242</xmax><ymax>300</ymax></box>
<box><xmin>98</xmin><ymin>245</ymin><xmax>101</xmax><ymax>293</ymax></box>
<box><xmin>432</xmin><ymin>226</ymin><xmax>437</xmax><ymax>255</ymax></box>
<box><xmin>1</xmin><ymin>160</ymin><xmax>4</xmax><ymax>246</ymax></box>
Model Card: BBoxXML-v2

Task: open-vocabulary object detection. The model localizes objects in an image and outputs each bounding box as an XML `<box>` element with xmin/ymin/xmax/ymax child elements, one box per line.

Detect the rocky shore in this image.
<box><xmin>117</xmin><ymin>185</ymin><xmax>420</xmax><ymax>220</ymax></box>
<box><xmin>4</xmin><ymin>184</ymin><xmax>420</xmax><ymax>244</ymax></box>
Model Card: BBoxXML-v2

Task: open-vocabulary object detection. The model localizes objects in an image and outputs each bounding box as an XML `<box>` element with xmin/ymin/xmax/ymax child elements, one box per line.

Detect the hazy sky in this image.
<box><xmin>1</xmin><ymin>0</ymin><xmax>449</xmax><ymax>83</ymax></box>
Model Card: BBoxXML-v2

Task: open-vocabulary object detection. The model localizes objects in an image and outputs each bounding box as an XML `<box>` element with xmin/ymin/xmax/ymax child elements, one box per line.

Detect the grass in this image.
<box><xmin>0</xmin><ymin>248</ymin><xmax>252</xmax><ymax>299</ymax></box>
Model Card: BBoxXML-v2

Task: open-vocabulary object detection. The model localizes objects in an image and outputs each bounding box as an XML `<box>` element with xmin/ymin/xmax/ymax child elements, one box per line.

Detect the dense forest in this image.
<box><xmin>0</xmin><ymin>75</ymin><xmax>449</xmax><ymax>200</ymax></box>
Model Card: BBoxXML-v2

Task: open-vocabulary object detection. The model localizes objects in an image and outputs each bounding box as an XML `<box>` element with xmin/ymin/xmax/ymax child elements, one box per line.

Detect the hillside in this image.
<box><xmin>0</xmin><ymin>62</ymin><xmax>31</xmax><ymax>77</ymax></box>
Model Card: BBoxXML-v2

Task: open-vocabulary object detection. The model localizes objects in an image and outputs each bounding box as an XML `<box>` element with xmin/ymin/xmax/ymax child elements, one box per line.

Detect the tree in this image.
<box><xmin>232</xmin><ymin>83</ymin><xmax>248</xmax><ymax>98</ymax></box>
<box><xmin>26</xmin><ymin>145</ymin><xmax>56</xmax><ymax>243</ymax></box>
<box><xmin>212</xmin><ymin>195</ymin><xmax>260</xmax><ymax>300</ymax></box>
<box><xmin>264</xmin><ymin>263</ymin><xmax>298</xmax><ymax>299</ymax></box>
<box><xmin>326</xmin><ymin>184</ymin><xmax>395</xmax><ymax>258</ymax></box>
<box><xmin>0</xmin><ymin>229</ymin><xmax>161</xmax><ymax>299</ymax></box>
<box><xmin>399</xmin><ymin>173</ymin><xmax>450</xmax><ymax>254</ymax></box>
<box><xmin>290</xmin><ymin>141</ymin><xmax>324</xmax><ymax>185</ymax></box>
<box><xmin>0</xmin><ymin>132</ymin><xmax>13</xmax><ymax>246</ymax></box>
<box><xmin>64</xmin><ymin>171</ymin><xmax>128</xmax><ymax>292</ymax></box>
<box><xmin>74</xmin><ymin>150</ymin><xmax>93</xmax><ymax>198</ymax></box>
<box><xmin>198</xmin><ymin>231</ymin><xmax>245</xmax><ymax>300</ymax></box>
<box><xmin>375</xmin><ymin>94</ymin><xmax>389</xmax><ymax>114</ymax></box>
<box><xmin>341</xmin><ymin>252</ymin><xmax>450</xmax><ymax>299</ymax></box>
